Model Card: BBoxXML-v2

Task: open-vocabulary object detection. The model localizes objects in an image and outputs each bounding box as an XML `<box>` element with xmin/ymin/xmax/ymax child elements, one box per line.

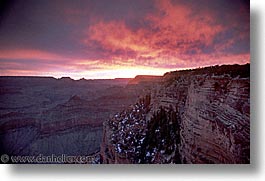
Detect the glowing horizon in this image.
<box><xmin>0</xmin><ymin>0</ymin><xmax>249</xmax><ymax>79</ymax></box>
<box><xmin>0</xmin><ymin>62</ymin><xmax>250</xmax><ymax>80</ymax></box>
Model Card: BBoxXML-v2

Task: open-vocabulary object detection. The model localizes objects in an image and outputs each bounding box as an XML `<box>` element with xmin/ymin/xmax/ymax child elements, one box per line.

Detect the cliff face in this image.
<box><xmin>100</xmin><ymin>64</ymin><xmax>250</xmax><ymax>164</ymax></box>
<box><xmin>180</xmin><ymin>77</ymin><xmax>249</xmax><ymax>163</ymax></box>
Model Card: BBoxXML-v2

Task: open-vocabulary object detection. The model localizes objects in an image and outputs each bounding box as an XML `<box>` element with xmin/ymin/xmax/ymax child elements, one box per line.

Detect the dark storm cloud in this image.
<box><xmin>0</xmin><ymin>0</ymin><xmax>155</xmax><ymax>58</ymax></box>
<box><xmin>0</xmin><ymin>0</ymin><xmax>90</xmax><ymax>59</ymax></box>
<box><xmin>171</xmin><ymin>0</ymin><xmax>250</xmax><ymax>53</ymax></box>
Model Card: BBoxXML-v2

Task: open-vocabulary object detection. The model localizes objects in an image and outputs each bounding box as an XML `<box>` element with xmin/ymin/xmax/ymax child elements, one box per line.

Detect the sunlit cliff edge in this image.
<box><xmin>100</xmin><ymin>64</ymin><xmax>250</xmax><ymax>164</ymax></box>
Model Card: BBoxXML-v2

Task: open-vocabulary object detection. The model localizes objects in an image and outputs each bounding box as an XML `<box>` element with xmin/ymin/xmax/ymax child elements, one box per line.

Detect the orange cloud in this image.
<box><xmin>87</xmin><ymin>21</ymin><xmax>149</xmax><ymax>53</ymax></box>
<box><xmin>84</xmin><ymin>0</ymin><xmax>249</xmax><ymax>71</ymax></box>
<box><xmin>148</xmin><ymin>0</ymin><xmax>224</xmax><ymax>45</ymax></box>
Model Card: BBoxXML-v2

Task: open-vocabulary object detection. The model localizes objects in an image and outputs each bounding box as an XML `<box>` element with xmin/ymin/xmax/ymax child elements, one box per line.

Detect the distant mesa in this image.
<box><xmin>78</xmin><ymin>78</ymin><xmax>87</xmax><ymax>81</ymax></box>
<box><xmin>128</xmin><ymin>75</ymin><xmax>162</xmax><ymax>85</ymax></box>
<box><xmin>59</xmin><ymin>77</ymin><xmax>74</xmax><ymax>81</ymax></box>
<box><xmin>114</xmin><ymin>78</ymin><xmax>132</xmax><ymax>81</ymax></box>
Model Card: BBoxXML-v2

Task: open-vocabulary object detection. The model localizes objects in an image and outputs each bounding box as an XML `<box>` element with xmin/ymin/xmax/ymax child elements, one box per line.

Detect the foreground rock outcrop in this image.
<box><xmin>100</xmin><ymin>64</ymin><xmax>250</xmax><ymax>164</ymax></box>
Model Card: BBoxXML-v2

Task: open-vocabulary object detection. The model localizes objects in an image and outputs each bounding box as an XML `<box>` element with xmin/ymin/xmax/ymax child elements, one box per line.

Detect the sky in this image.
<box><xmin>0</xmin><ymin>0</ymin><xmax>250</xmax><ymax>79</ymax></box>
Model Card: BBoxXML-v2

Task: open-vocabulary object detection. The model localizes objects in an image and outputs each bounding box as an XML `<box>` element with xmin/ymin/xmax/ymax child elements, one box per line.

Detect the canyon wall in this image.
<box><xmin>100</xmin><ymin>64</ymin><xmax>250</xmax><ymax>164</ymax></box>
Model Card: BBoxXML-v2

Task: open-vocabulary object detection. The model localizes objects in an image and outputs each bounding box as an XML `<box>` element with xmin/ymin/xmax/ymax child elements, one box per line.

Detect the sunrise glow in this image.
<box><xmin>0</xmin><ymin>0</ymin><xmax>250</xmax><ymax>79</ymax></box>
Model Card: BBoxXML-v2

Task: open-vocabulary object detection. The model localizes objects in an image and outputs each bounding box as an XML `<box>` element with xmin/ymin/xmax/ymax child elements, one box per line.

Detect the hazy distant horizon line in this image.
<box><xmin>0</xmin><ymin>63</ymin><xmax>249</xmax><ymax>80</ymax></box>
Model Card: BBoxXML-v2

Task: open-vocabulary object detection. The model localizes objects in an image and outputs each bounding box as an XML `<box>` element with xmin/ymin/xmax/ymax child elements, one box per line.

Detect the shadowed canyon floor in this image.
<box><xmin>0</xmin><ymin>77</ymin><xmax>148</xmax><ymax>159</ymax></box>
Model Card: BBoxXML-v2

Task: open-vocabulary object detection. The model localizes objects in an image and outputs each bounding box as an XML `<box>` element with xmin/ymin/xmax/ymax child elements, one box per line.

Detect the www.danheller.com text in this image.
<box><xmin>0</xmin><ymin>154</ymin><xmax>94</xmax><ymax>164</ymax></box>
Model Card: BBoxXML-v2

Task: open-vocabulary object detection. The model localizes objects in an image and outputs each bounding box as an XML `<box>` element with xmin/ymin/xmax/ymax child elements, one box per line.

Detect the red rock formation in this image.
<box><xmin>100</xmin><ymin>64</ymin><xmax>250</xmax><ymax>164</ymax></box>
<box><xmin>128</xmin><ymin>75</ymin><xmax>162</xmax><ymax>85</ymax></box>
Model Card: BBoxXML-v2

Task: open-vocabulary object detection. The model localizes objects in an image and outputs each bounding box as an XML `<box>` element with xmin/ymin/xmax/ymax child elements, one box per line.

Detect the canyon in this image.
<box><xmin>0</xmin><ymin>64</ymin><xmax>250</xmax><ymax>164</ymax></box>
<box><xmin>100</xmin><ymin>64</ymin><xmax>250</xmax><ymax>164</ymax></box>
<box><xmin>0</xmin><ymin>76</ymin><xmax>146</xmax><ymax>161</ymax></box>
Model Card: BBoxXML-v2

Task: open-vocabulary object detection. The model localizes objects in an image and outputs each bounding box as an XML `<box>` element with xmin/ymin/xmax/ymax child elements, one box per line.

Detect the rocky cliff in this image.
<box><xmin>100</xmin><ymin>64</ymin><xmax>250</xmax><ymax>164</ymax></box>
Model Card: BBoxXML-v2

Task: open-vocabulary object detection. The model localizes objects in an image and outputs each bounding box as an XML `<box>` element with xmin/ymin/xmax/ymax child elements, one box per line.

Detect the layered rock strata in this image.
<box><xmin>100</xmin><ymin>64</ymin><xmax>250</xmax><ymax>164</ymax></box>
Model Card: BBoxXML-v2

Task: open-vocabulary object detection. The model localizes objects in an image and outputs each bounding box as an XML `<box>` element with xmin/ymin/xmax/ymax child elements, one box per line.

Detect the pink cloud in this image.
<box><xmin>0</xmin><ymin>0</ymin><xmax>249</xmax><ymax>79</ymax></box>
<box><xmin>84</xmin><ymin>0</ymin><xmax>249</xmax><ymax>71</ymax></box>
<box><xmin>0</xmin><ymin>49</ymin><xmax>66</xmax><ymax>61</ymax></box>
